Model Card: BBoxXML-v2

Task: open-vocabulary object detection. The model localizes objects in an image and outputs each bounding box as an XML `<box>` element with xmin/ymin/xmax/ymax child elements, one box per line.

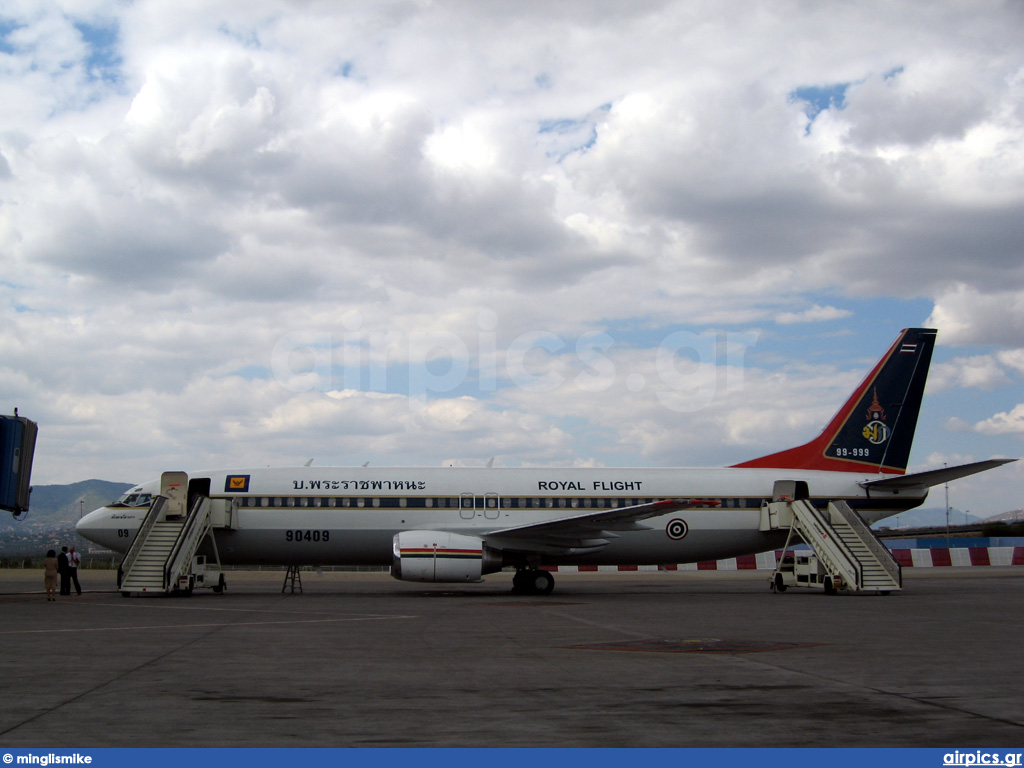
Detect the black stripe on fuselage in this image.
<box><xmin>216</xmin><ymin>494</ymin><xmax>923</xmax><ymax>514</ymax></box>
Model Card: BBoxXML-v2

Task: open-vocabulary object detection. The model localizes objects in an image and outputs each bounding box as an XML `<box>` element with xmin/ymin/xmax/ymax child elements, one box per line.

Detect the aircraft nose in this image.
<box><xmin>76</xmin><ymin>506</ymin><xmax>111</xmax><ymax>542</ymax></box>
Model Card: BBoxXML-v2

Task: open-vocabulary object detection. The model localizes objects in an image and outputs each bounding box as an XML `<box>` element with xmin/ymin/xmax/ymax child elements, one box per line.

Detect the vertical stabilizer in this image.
<box><xmin>732</xmin><ymin>328</ymin><xmax>937</xmax><ymax>474</ymax></box>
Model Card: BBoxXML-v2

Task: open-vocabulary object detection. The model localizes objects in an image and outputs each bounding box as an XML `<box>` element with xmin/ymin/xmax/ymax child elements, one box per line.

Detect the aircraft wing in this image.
<box><xmin>860</xmin><ymin>458</ymin><xmax>1016</xmax><ymax>491</ymax></box>
<box><xmin>483</xmin><ymin>498</ymin><xmax>719</xmax><ymax>554</ymax></box>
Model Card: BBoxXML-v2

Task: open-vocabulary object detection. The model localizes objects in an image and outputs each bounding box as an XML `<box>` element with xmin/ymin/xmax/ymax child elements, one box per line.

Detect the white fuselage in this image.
<box><xmin>76</xmin><ymin>465</ymin><xmax>925</xmax><ymax>568</ymax></box>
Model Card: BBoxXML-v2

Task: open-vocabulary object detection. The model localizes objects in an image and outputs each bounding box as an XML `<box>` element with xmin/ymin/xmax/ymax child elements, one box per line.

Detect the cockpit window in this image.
<box><xmin>113</xmin><ymin>491</ymin><xmax>153</xmax><ymax>507</ymax></box>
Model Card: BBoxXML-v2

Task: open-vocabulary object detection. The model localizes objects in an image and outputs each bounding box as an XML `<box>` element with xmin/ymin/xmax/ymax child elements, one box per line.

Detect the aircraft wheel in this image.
<box><xmin>774</xmin><ymin>573</ymin><xmax>787</xmax><ymax>593</ymax></box>
<box><xmin>511</xmin><ymin>570</ymin><xmax>528</xmax><ymax>594</ymax></box>
<box><xmin>531</xmin><ymin>569</ymin><xmax>555</xmax><ymax>596</ymax></box>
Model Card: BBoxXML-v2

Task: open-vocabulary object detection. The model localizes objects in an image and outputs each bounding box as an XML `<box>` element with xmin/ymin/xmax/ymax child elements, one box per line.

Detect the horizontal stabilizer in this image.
<box><xmin>860</xmin><ymin>458</ymin><xmax>1016</xmax><ymax>491</ymax></box>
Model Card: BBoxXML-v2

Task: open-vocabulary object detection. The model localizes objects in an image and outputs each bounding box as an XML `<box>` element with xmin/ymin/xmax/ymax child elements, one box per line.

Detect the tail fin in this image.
<box><xmin>732</xmin><ymin>328</ymin><xmax>937</xmax><ymax>475</ymax></box>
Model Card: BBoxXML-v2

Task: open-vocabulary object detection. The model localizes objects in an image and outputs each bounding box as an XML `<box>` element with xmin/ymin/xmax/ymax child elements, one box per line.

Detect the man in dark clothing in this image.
<box><xmin>58</xmin><ymin>546</ymin><xmax>71</xmax><ymax>596</ymax></box>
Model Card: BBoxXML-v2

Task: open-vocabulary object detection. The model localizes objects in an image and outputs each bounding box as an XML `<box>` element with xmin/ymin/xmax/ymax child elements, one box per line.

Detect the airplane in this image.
<box><xmin>76</xmin><ymin>328</ymin><xmax>1014</xmax><ymax>595</ymax></box>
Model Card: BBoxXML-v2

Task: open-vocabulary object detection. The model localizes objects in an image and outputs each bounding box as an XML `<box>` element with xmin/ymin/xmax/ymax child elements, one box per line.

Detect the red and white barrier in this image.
<box><xmin>541</xmin><ymin>546</ymin><xmax>1024</xmax><ymax>573</ymax></box>
<box><xmin>891</xmin><ymin>546</ymin><xmax>1024</xmax><ymax>568</ymax></box>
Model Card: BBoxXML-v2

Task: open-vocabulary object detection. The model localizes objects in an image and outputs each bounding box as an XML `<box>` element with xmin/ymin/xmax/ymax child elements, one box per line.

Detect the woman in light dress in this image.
<box><xmin>43</xmin><ymin>549</ymin><xmax>58</xmax><ymax>601</ymax></box>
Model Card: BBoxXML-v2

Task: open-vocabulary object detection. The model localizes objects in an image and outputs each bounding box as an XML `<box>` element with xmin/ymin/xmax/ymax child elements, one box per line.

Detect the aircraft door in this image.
<box><xmin>161</xmin><ymin>471</ymin><xmax>188</xmax><ymax>519</ymax></box>
<box><xmin>459</xmin><ymin>493</ymin><xmax>500</xmax><ymax>520</ymax></box>
<box><xmin>188</xmin><ymin>477</ymin><xmax>211</xmax><ymax>513</ymax></box>
<box><xmin>772</xmin><ymin>480</ymin><xmax>809</xmax><ymax>502</ymax></box>
<box><xmin>460</xmin><ymin>493</ymin><xmax>475</xmax><ymax>520</ymax></box>
<box><xmin>483</xmin><ymin>493</ymin><xmax>500</xmax><ymax>520</ymax></box>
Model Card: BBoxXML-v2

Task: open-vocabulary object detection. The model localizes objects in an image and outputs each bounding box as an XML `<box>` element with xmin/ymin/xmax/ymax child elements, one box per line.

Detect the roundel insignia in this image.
<box><xmin>863</xmin><ymin>420</ymin><xmax>891</xmax><ymax>445</ymax></box>
<box><xmin>666</xmin><ymin>518</ymin><xmax>688</xmax><ymax>540</ymax></box>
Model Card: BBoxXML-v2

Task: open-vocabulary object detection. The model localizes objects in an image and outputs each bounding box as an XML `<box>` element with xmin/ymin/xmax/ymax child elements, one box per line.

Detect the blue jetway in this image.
<box><xmin>1</xmin><ymin>410</ymin><xmax>37</xmax><ymax>518</ymax></box>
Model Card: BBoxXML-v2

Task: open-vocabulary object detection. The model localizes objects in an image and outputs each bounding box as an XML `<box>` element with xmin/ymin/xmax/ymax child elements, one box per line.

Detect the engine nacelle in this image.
<box><xmin>391</xmin><ymin>531</ymin><xmax>502</xmax><ymax>583</ymax></box>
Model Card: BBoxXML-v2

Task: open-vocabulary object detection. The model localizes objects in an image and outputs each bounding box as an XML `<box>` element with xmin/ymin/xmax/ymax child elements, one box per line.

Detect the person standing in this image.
<box><xmin>58</xmin><ymin>546</ymin><xmax>71</xmax><ymax>596</ymax></box>
<box><xmin>43</xmin><ymin>549</ymin><xmax>58</xmax><ymax>601</ymax></box>
<box><xmin>68</xmin><ymin>546</ymin><xmax>82</xmax><ymax>595</ymax></box>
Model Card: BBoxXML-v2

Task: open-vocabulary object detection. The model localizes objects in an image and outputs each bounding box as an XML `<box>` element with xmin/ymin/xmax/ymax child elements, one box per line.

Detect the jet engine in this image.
<box><xmin>391</xmin><ymin>531</ymin><xmax>503</xmax><ymax>583</ymax></box>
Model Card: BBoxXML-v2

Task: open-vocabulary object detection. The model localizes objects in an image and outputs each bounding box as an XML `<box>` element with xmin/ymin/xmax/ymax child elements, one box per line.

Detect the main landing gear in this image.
<box><xmin>511</xmin><ymin>568</ymin><xmax>555</xmax><ymax>596</ymax></box>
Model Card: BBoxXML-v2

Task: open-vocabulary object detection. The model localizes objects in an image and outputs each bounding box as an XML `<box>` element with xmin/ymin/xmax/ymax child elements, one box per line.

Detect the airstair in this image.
<box><xmin>762</xmin><ymin>494</ymin><xmax>901</xmax><ymax>594</ymax></box>
<box><xmin>119</xmin><ymin>471</ymin><xmax>224</xmax><ymax>596</ymax></box>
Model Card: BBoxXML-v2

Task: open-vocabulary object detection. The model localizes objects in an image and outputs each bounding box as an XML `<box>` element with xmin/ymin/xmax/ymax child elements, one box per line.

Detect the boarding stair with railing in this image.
<box><xmin>119</xmin><ymin>471</ymin><xmax>222</xmax><ymax>596</ymax></box>
<box><xmin>762</xmin><ymin>492</ymin><xmax>901</xmax><ymax>594</ymax></box>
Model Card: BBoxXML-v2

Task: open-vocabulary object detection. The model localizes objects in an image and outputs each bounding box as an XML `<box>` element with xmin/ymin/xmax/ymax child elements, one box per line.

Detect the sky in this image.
<box><xmin>2</xmin><ymin>0</ymin><xmax>1023</xmax><ymax>516</ymax></box>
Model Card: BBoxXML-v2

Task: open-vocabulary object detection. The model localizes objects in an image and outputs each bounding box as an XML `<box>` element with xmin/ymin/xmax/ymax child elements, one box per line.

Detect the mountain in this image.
<box><xmin>872</xmin><ymin>506</ymin><xmax>985</xmax><ymax>531</ymax></box>
<box><xmin>981</xmin><ymin>509</ymin><xmax>1024</xmax><ymax>523</ymax></box>
<box><xmin>0</xmin><ymin>480</ymin><xmax>135</xmax><ymax>561</ymax></box>
<box><xmin>2</xmin><ymin>479</ymin><xmax>134</xmax><ymax>529</ymax></box>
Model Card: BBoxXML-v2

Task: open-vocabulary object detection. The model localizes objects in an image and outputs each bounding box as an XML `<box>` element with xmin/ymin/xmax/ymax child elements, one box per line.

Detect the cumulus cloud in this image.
<box><xmin>0</xmin><ymin>0</ymin><xmax>1022</xmax><ymax>517</ymax></box>
<box><xmin>928</xmin><ymin>355</ymin><xmax>1013</xmax><ymax>393</ymax></box>
<box><xmin>775</xmin><ymin>305</ymin><xmax>852</xmax><ymax>325</ymax></box>
<box><xmin>974</xmin><ymin>405</ymin><xmax>1024</xmax><ymax>437</ymax></box>
<box><xmin>927</xmin><ymin>284</ymin><xmax>1024</xmax><ymax>347</ymax></box>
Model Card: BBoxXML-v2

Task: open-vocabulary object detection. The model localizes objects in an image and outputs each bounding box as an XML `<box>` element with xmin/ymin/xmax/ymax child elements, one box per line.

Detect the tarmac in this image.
<box><xmin>1</xmin><ymin>567</ymin><xmax>1022</xmax><ymax>748</ymax></box>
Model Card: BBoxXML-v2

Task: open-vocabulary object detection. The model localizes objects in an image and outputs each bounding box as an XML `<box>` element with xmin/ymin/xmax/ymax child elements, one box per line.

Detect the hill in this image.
<box><xmin>0</xmin><ymin>480</ymin><xmax>134</xmax><ymax>562</ymax></box>
<box><xmin>1</xmin><ymin>480</ymin><xmax>134</xmax><ymax>529</ymax></box>
<box><xmin>981</xmin><ymin>509</ymin><xmax>1024</xmax><ymax>524</ymax></box>
<box><xmin>871</xmin><ymin>506</ymin><xmax>984</xmax><ymax>531</ymax></box>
